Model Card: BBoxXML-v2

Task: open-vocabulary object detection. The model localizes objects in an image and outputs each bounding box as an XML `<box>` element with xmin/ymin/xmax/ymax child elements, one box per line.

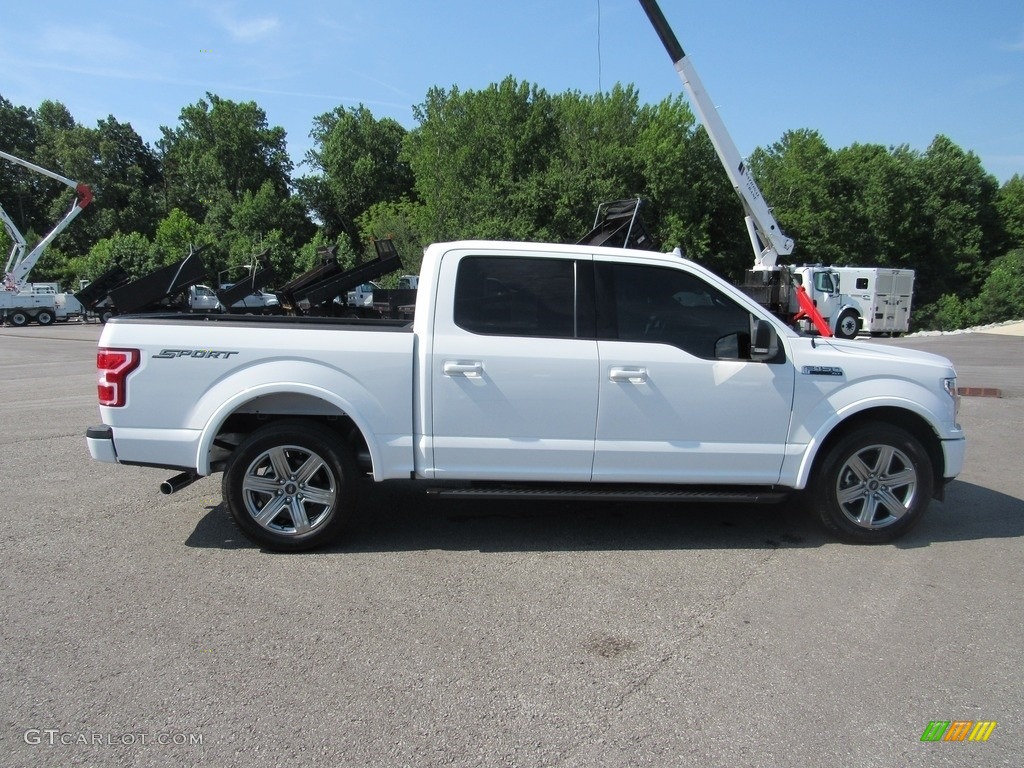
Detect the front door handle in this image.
<box><xmin>609</xmin><ymin>367</ymin><xmax>648</xmax><ymax>383</ymax></box>
<box><xmin>443</xmin><ymin>361</ymin><xmax>483</xmax><ymax>377</ymax></box>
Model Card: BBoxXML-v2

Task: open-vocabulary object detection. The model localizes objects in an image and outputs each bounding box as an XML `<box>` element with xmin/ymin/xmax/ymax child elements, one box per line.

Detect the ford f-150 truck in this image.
<box><xmin>86</xmin><ymin>241</ymin><xmax>965</xmax><ymax>550</ymax></box>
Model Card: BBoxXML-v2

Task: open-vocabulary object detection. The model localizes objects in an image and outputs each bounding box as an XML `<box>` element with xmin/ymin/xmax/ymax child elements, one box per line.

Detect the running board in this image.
<box><xmin>425</xmin><ymin>485</ymin><xmax>789</xmax><ymax>504</ymax></box>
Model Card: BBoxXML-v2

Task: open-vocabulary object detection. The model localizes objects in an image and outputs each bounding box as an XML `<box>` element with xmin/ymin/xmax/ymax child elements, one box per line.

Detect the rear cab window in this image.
<box><xmin>453</xmin><ymin>256</ymin><xmax>578</xmax><ymax>338</ymax></box>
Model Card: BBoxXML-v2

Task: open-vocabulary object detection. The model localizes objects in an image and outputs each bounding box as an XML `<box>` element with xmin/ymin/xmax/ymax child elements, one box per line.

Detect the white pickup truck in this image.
<box><xmin>86</xmin><ymin>241</ymin><xmax>965</xmax><ymax>550</ymax></box>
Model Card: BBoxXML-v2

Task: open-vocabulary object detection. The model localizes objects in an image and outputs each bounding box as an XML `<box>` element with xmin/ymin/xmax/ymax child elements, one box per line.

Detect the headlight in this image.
<box><xmin>943</xmin><ymin>376</ymin><xmax>960</xmax><ymax>424</ymax></box>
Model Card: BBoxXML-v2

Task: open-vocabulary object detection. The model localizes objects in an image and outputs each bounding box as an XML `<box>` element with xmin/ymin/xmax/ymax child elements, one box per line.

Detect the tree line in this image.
<box><xmin>2</xmin><ymin>79</ymin><xmax>1022</xmax><ymax>329</ymax></box>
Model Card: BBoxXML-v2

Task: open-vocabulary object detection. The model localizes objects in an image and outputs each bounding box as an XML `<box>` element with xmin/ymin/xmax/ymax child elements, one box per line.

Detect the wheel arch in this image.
<box><xmin>798</xmin><ymin>406</ymin><xmax>945</xmax><ymax>499</ymax></box>
<box><xmin>833</xmin><ymin>306</ymin><xmax>861</xmax><ymax>339</ymax></box>
<box><xmin>196</xmin><ymin>384</ymin><xmax>376</xmax><ymax>478</ymax></box>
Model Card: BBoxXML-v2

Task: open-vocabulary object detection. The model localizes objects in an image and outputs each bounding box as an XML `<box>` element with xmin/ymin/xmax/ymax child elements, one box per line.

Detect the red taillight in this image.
<box><xmin>97</xmin><ymin>348</ymin><xmax>140</xmax><ymax>407</ymax></box>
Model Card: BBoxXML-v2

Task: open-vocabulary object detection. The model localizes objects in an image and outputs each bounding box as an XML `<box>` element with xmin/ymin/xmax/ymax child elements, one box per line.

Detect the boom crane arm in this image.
<box><xmin>1</xmin><ymin>149</ymin><xmax>93</xmax><ymax>291</ymax></box>
<box><xmin>638</xmin><ymin>0</ymin><xmax>794</xmax><ymax>269</ymax></box>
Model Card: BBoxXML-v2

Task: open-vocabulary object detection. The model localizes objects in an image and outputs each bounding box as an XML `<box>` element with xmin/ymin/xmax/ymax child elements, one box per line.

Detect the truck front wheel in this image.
<box><xmin>222</xmin><ymin>420</ymin><xmax>357</xmax><ymax>551</ymax></box>
<box><xmin>833</xmin><ymin>309</ymin><xmax>860</xmax><ymax>339</ymax></box>
<box><xmin>808</xmin><ymin>424</ymin><xmax>933</xmax><ymax>543</ymax></box>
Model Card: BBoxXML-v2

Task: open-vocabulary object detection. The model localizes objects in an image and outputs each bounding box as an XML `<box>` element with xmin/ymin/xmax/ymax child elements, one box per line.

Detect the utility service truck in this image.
<box><xmin>1</xmin><ymin>150</ymin><xmax>92</xmax><ymax>325</ymax></box>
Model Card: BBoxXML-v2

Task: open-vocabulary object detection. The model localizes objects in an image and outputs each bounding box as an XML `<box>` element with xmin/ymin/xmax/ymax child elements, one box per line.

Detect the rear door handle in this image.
<box><xmin>609</xmin><ymin>367</ymin><xmax>648</xmax><ymax>383</ymax></box>
<box><xmin>443</xmin><ymin>361</ymin><xmax>483</xmax><ymax>377</ymax></box>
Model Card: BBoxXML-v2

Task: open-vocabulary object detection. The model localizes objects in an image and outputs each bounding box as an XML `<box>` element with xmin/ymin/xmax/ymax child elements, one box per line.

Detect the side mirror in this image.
<box><xmin>751</xmin><ymin>318</ymin><xmax>777</xmax><ymax>361</ymax></box>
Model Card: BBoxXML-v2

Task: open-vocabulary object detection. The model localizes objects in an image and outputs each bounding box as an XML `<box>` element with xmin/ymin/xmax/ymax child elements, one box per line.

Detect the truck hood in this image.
<box><xmin>789</xmin><ymin>336</ymin><xmax>956</xmax><ymax>377</ymax></box>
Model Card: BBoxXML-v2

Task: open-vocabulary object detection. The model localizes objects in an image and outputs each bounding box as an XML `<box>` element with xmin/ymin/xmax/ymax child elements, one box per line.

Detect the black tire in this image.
<box><xmin>35</xmin><ymin>309</ymin><xmax>55</xmax><ymax>326</ymax></box>
<box><xmin>9</xmin><ymin>311</ymin><xmax>30</xmax><ymax>327</ymax></box>
<box><xmin>807</xmin><ymin>424</ymin><xmax>933</xmax><ymax>543</ymax></box>
<box><xmin>222</xmin><ymin>419</ymin><xmax>357</xmax><ymax>551</ymax></box>
<box><xmin>833</xmin><ymin>309</ymin><xmax>860</xmax><ymax>340</ymax></box>
<box><xmin>100</xmin><ymin>310</ymin><xmax>114</xmax><ymax>323</ymax></box>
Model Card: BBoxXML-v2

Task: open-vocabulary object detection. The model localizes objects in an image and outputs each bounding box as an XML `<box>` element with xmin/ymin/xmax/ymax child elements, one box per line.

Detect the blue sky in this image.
<box><xmin>2</xmin><ymin>0</ymin><xmax>1022</xmax><ymax>183</ymax></box>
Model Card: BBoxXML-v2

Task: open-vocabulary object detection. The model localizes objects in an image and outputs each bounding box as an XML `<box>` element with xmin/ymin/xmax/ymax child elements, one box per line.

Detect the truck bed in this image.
<box><xmin>95</xmin><ymin>313</ymin><xmax>417</xmax><ymax>478</ymax></box>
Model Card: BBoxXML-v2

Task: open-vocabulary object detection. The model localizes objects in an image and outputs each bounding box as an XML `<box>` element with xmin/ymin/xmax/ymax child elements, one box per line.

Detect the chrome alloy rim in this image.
<box><xmin>241</xmin><ymin>445</ymin><xmax>337</xmax><ymax>536</ymax></box>
<box><xmin>835</xmin><ymin>443</ymin><xmax>918</xmax><ymax>529</ymax></box>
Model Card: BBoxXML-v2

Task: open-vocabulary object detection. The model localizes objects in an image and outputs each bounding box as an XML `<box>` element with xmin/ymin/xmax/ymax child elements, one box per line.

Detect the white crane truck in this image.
<box><xmin>1</xmin><ymin>150</ymin><xmax>92</xmax><ymax>326</ymax></box>
<box><xmin>86</xmin><ymin>239</ymin><xmax>964</xmax><ymax>551</ymax></box>
<box><xmin>637</xmin><ymin>0</ymin><xmax>914</xmax><ymax>339</ymax></box>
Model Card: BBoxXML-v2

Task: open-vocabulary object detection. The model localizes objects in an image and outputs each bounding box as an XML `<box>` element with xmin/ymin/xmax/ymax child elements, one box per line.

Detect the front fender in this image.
<box><xmin>784</xmin><ymin>386</ymin><xmax>954</xmax><ymax>490</ymax></box>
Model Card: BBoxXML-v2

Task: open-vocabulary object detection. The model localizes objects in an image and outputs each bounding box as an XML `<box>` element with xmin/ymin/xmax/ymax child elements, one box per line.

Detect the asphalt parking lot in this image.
<box><xmin>0</xmin><ymin>320</ymin><xmax>1021</xmax><ymax>767</ymax></box>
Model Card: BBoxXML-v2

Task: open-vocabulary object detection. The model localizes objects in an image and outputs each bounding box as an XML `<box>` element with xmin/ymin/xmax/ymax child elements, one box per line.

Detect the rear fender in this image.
<box><xmin>191</xmin><ymin>361</ymin><xmax>389</xmax><ymax>477</ymax></box>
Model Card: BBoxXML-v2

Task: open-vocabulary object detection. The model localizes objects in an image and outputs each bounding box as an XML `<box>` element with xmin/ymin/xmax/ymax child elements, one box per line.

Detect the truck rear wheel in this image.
<box><xmin>833</xmin><ymin>309</ymin><xmax>860</xmax><ymax>339</ymax></box>
<box><xmin>808</xmin><ymin>424</ymin><xmax>933</xmax><ymax>543</ymax></box>
<box><xmin>222</xmin><ymin>420</ymin><xmax>357</xmax><ymax>551</ymax></box>
<box><xmin>8</xmin><ymin>311</ymin><xmax>30</xmax><ymax>327</ymax></box>
<box><xmin>35</xmin><ymin>309</ymin><xmax>55</xmax><ymax>326</ymax></box>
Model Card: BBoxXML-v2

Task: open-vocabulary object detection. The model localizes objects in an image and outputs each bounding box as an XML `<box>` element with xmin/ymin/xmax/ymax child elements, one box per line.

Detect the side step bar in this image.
<box><xmin>425</xmin><ymin>485</ymin><xmax>789</xmax><ymax>504</ymax></box>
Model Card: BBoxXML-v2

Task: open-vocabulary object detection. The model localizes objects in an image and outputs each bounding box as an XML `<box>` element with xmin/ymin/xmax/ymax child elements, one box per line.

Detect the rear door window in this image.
<box><xmin>453</xmin><ymin>256</ymin><xmax>576</xmax><ymax>338</ymax></box>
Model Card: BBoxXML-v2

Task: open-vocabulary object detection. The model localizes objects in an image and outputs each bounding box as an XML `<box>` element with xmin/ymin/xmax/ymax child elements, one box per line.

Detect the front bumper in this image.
<box><xmin>941</xmin><ymin>435</ymin><xmax>967</xmax><ymax>481</ymax></box>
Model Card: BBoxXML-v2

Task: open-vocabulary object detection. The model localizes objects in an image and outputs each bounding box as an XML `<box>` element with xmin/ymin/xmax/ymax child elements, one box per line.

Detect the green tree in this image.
<box><xmin>915</xmin><ymin>293</ymin><xmax>979</xmax><ymax>331</ymax></box>
<box><xmin>90</xmin><ymin>116</ymin><xmax>162</xmax><ymax>239</ymax></box>
<box><xmin>0</xmin><ymin>95</ymin><xmax>36</xmax><ymax>154</ymax></box>
<box><xmin>224</xmin><ymin>228</ymin><xmax>292</xmax><ymax>285</ymax></box>
<box><xmin>633</xmin><ymin>97</ymin><xmax>746</xmax><ymax>275</ymax></box>
<box><xmin>81</xmin><ymin>231</ymin><xmax>153</xmax><ymax>280</ymax></box>
<box><xmin>1</xmin><ymin>100</ymin><xmax>70</xmax><ymax>259</ymax></box>
<box><xmin>356</xmin><ymin>198</ymin><xmax>429</xmax><ymax>282</ymax></box>
<box><xmin>299</xmin><ymin>105</ymin><xmax>412</xmax><ymax>251</ymax></box>
<box><xmin>293</xmin><ymin>231</ymin><xmax>358</xmax><ymax>278</ymax></box>
<box><xmin>2</xmin><ymin>102</ymin><xmax>96</xmax><ymax>273</ymax></box>
<box><xmin>543</xmin><ymin>85</ymin><xmax>646</xmax><ymax>242</ymax></box>
<box><xmin>157</xmin><ymin>93</ymin><xmax>293</xmax><ymax>221</ymax></box>
<box><xmin>832</xmin><ymin>143</ymin><xmax>928</xmax><ymax>270</ymax></box>
<box><xmin>997</xmin><ymin>175</ymin><xmax>1024</xmax><ymax>250</ymax></box>
<box><xmin>152</xmin><ymin>208</ymin><xmax>212</xmax><ymax>267</ymax></box>
<box><xmin>0</xmin><ymin>96</ymin><xmax>39</xmax><ymax>236</ymax></box>
<box><xmin>974</xmin><ymin>249</ymin><xmax>1024</xmax><ymax>324</ymax></box>
<box><xmin>748</xmin><ymin>129</ymin><xmax>846</xmax><ymax>266</ymax></box>
<box><xmin>236</xmin><ymin>181</ymin><xmax>309</xmax><ymax>244</ymax></box>
<box><xmin>406</xmin><ymin>78</ymin><xmax>561</xmax><ymax>242</ymax></box>
<box><xmin>914</xmin><ymin>135</ymin><xmax>1001</xmax><ymax>303</ymax></box>
<box><xmin>4</xmin><ymin>102</ymin><xmax>162</xmax><ymax>264</ymax></box>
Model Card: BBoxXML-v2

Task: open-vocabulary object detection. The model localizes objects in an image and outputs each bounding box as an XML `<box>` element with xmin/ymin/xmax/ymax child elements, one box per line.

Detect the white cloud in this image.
<box><xmin>208</xmin><ymin>5</ymin><xmax>280</xmax><ymax>42</ymax></box>
<box><xmin>39</xmin><ymin>23</ymin><xmax>141</xmax><ymax>61</ymax></box>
